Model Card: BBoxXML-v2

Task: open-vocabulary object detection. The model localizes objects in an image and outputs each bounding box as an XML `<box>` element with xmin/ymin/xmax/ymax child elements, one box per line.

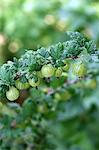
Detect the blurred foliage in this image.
<box><xmin>0</xmin><ymin>0</ymin><xmax>99</xmax><ymax>64</ymax></box>
<box><xmin>0</xmin><ymin>83</ymin><xmax>99</xmax><ymax>149</ymax></box>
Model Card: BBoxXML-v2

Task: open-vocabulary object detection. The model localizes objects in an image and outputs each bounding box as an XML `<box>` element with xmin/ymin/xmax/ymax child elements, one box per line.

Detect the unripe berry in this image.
<box><xmin>41</xmin><ymin>64</ymin><xmax>55</xmax><ymax>78</ymax></box>
<box><xmin>62</xmin><ymin>63</ymin><xmax>70</xmax><ymax>72</ymax></box>
<box><xmin>37</xmin><ymin>71</ymin><xmax>43</xmax><ymax>78</ymax></box>
<box><xmin>85</xmin><ymin>79</ymin><xmax>97</xmax><ymax>89</ymax></box>
<box><xmin>15</xmin><ymin>80</ymin><xmax>30</xmax><ymax>90</ymax></box>
<box><xmin>28</xmin><ymin>78</ymin><xmax>40</xmax><ymax>87</ymax></box>
<box><xmin>37</xmin><ymin>104</ymin><xmax>48</xmax><ymax>113</ymax></box>
<box><xmin>54</xmin><ymin>93</ymin><xmax>61</xmax><ymax>101</ymax></box>
<box><xmin>72</xmin><ymin>62</ymin><xmax>87</xmax><ymax>77</ymax></box>
<box><xmin>54</xmin><ymin>91</ymin><xmax>71</xmax><ymax>101</ymax></box>
<box><xmin>6</xmin><ymin>86</ymin><xmax>19</xmax><ymax>101</ymax></box>
<box><xmin>55</xmin><ymin>67</ymin><xmax>63</xmax><ymax>77</ymax></box>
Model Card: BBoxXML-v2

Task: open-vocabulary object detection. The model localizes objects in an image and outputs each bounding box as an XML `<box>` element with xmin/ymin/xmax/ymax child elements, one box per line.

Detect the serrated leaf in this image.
<box><xmin>50</xmin><ymin>43</ymin><xmax>63</xmax><ymax>60</ymax></box>
<box><xmin>85</xmin><ymin>40</ymin><xmax>97</xmax><ymax>54</ymax></box>
<box><xmin>66</xmin><ymin>31</ymin><xmax>85</xmax><ymax>46</ymax></box>
<box><xmin>38</xmin><ymin>47</ymin><xmax>50</xmax><ymax>58</ymax></box>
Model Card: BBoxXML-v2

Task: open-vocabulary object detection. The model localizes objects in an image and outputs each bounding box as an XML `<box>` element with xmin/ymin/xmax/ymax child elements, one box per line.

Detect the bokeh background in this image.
<box><xmin>0</xmin><ymin>0</ymin><xmax>99</xmax><ymax>64</ymax></box>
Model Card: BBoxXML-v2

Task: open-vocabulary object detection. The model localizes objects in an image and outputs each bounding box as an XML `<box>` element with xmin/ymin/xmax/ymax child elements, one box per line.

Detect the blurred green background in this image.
<box><xmin>0</xmin><ymin>0</ymin><xmax>99</xmax><ymax>64</ymax></box>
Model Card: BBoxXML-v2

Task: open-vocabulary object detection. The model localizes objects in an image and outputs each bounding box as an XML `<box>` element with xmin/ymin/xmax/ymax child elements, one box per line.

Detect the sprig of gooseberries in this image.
<box><xmin>0</xmin><ymin>32</ymin><xmax>98</xmax><ymax>101</ymax></box>
<box><xmin>5</xmin><ymin>61</ymin><xmax>88</xmax><ymax>101</ymax></box>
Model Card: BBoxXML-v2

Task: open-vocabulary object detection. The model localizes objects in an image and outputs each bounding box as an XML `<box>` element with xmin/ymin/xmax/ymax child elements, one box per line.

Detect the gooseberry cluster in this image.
<box><xmin>0</xmin><ymin>32</ymin><xmax>99</xmax><ymax>150</ymax></box>
<box><xmin>0</xmin><ymin>32</ymin><xmax>98</xmax><ymax>102</ymax></box>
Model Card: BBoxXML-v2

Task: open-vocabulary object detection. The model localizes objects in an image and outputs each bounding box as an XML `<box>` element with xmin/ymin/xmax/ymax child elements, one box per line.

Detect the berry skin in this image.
<box><xmin>28</xmin><ymin>78</ymin><xmax>40</xmax><ymax>87</ymax></box>
<box><xmin>60</xmin><ymin>91</ymin><xmax>71</xmax><ymax>101</ymax></box>
<box><xmin>72</xmin><ymin>62</ymin><xmax>87</xmax><ymax>77</ymax></box>
<box><xmin>41</xmin><ymin>64</ymin><xmax>55</xmax><ymax>78</ymax></box>
<box><xmin>85</xmin><ymin>79</ymin><xmax>97</xmax><ymax>89</ymax></box>
<box><xmin>55</xmin><ymin>67</ymin><xmax>63</xmax><ymax>77</ymax></box>
<box><xmin>37</xmin><ymin>104</ymin><xmax>48</xmax><ymax>113</ymax></box>
<box><xmin>54</xmin><ymin>91</ymin><xmax>71</xmax><ymax>101</ymax></box>
<box><xmin>62</xmin><ymin>63</ymin><xmax>70</xmax><ymax>72</ymax></box>
<box><xmin>15</xmin><ymin>80</ymin><xmax>30</xmax><ymax>90</ymax></box>
<box><xmin>37</xmin><ymin>71</ymin><xmax>43</xmax><ymax>78</ymax></box>
<box><xmin>74</xmin><ymin>81</ymin><xmax>84</xmax><ymax>88</ymax></box>
<box><xmin>54</xmin><ymin>93</ymin><xmax>61</xmax><ymax>101</ymax></box>
<box><xmin>6</xmin><ymin>86</ymin><xmax>19</xmax><ymax>101</ymax></box>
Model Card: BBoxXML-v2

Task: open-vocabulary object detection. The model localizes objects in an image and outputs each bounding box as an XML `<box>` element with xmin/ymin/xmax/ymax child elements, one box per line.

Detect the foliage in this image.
<box><xmin>0</xmin><ymin>32</ymin><xmax>99</xmax><ymax>149</ymax></box>
<box><xmin>0</xmin><ymin>0</ymin><xmax>99</xmax><ymax>64</ymax></box>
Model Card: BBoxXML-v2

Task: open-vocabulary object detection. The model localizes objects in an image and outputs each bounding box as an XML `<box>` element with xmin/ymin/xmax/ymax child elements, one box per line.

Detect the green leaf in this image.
<box><xmin>66</xmin><ymin>31</ymin><xmax>85</xmax><ymax>46</ymax></box>
<box><xmin>37</xmin><ymin>47</ymin><xmax>50</xmax><ymax>58</ymax></box>
<box><xmin>85</xmin><ymin>40</ymin><xmax>97</xmax><ymax>54</ymax></box>
<box><xmin>50</xmin><ymin>43</ymin><xmax>63</xmax><ymax>60</ymax></box>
